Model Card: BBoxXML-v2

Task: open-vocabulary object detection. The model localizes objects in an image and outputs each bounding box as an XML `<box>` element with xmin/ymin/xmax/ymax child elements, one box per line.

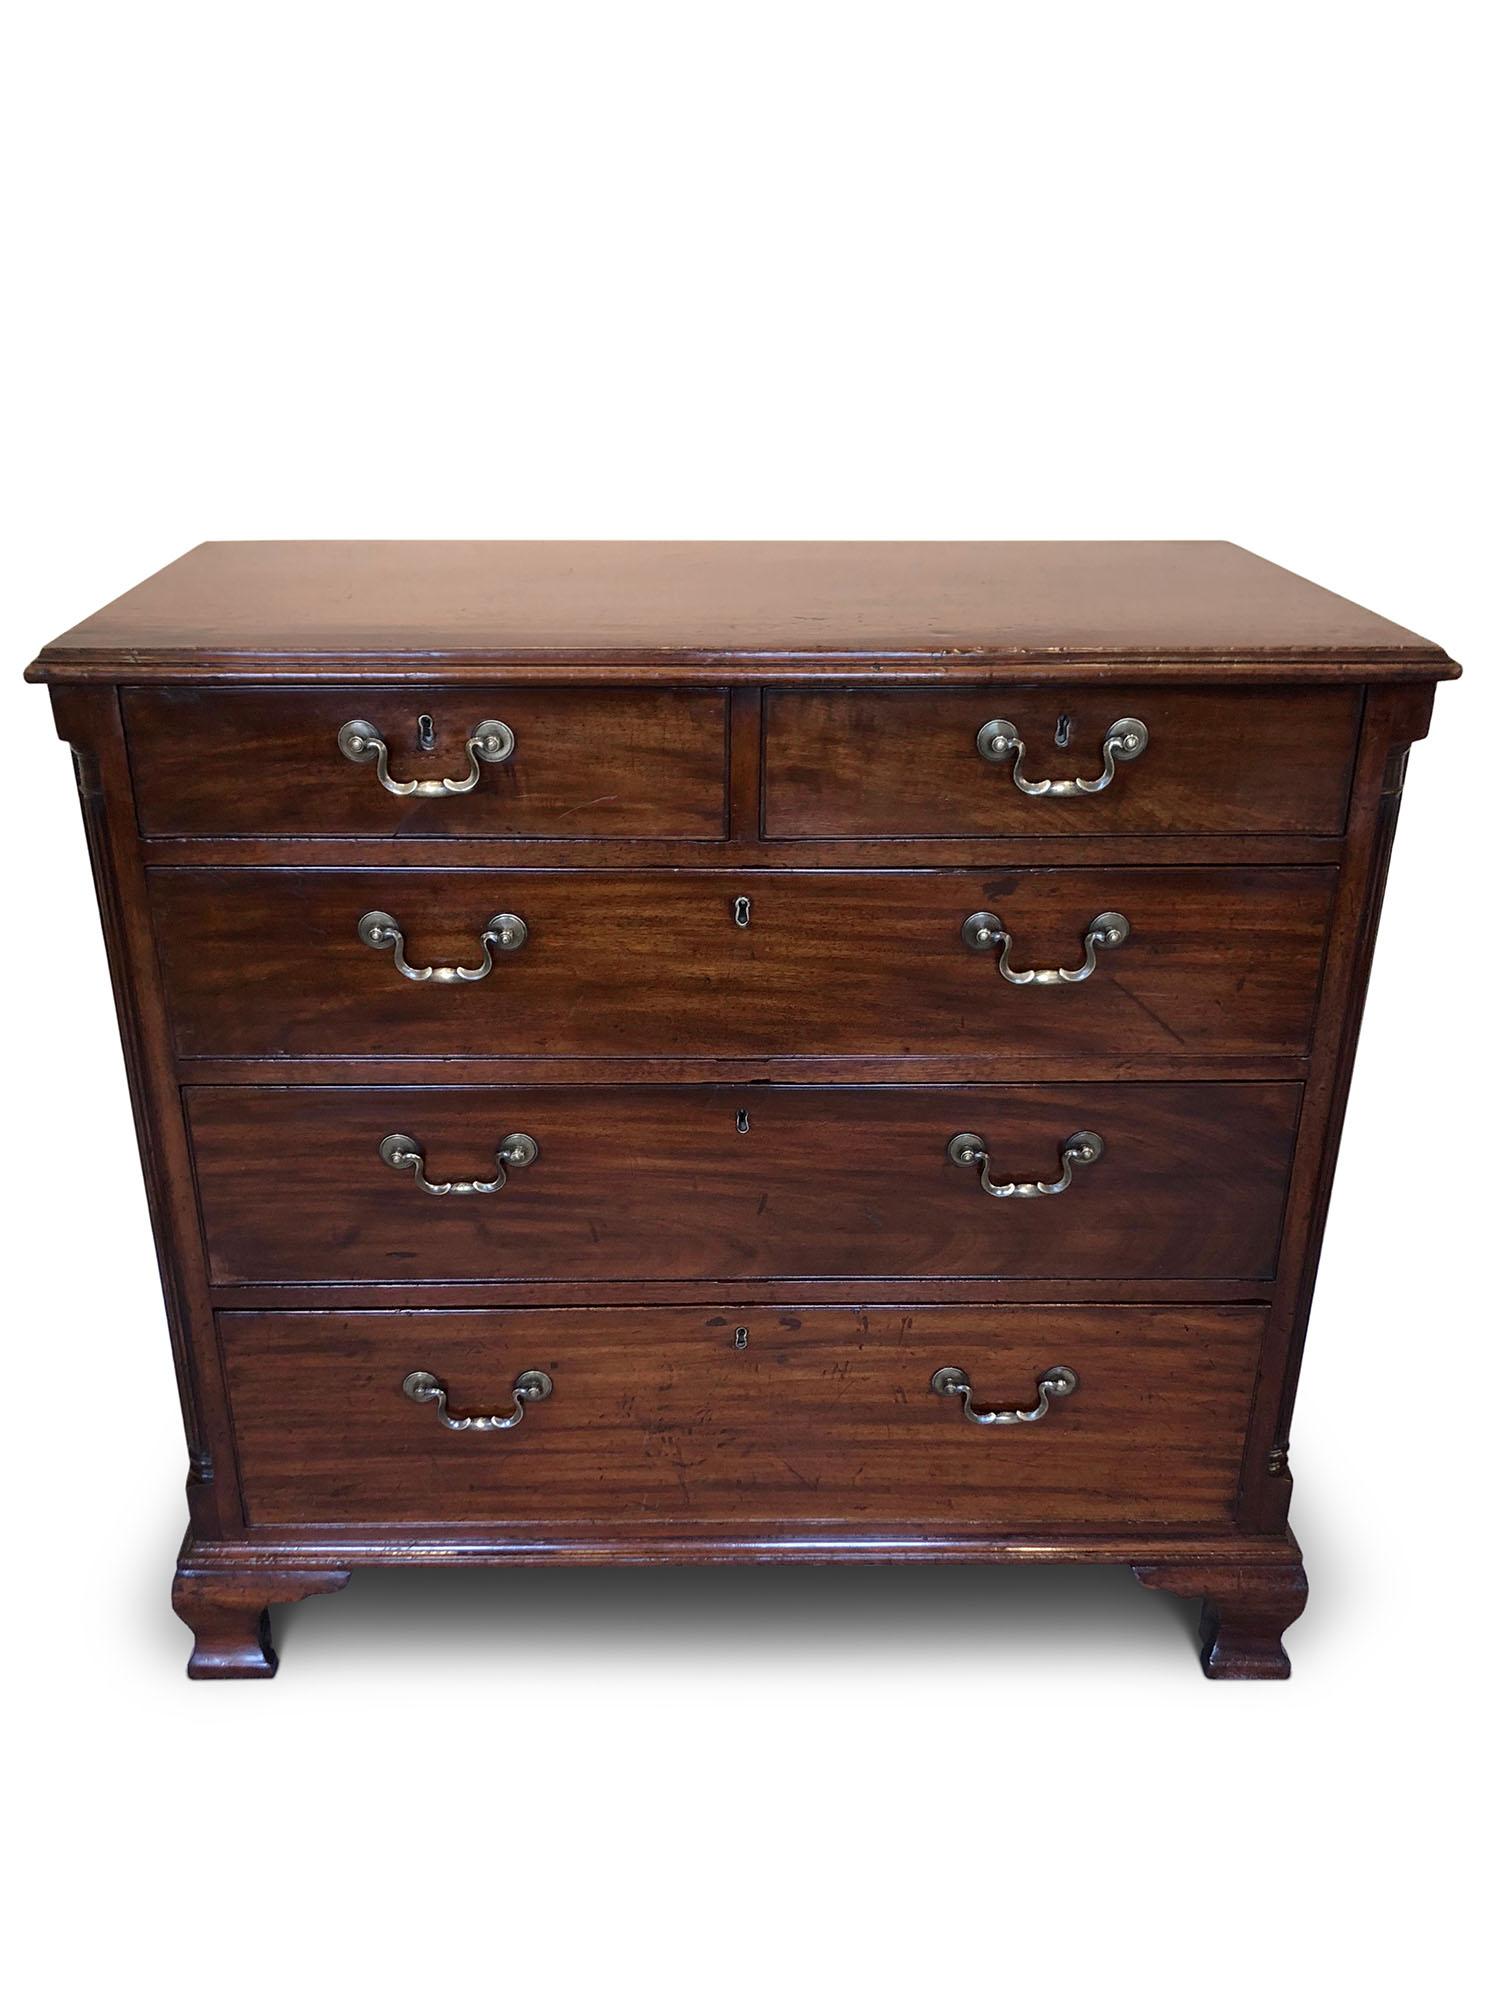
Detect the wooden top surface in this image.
<box><xmin>28</xmin><ymin>540</ymin><xmax>1456</xmax><ymax>683</ymax></box>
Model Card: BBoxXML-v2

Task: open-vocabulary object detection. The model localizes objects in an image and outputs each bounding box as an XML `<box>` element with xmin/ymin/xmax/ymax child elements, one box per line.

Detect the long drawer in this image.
<box><xmin>186</xmin><ymin>1082</ymin><xmax>1300</xmax><ymax>1284</ymax></box>
<box><xmin>124</xmin><ymin>686</ymin><xmax>730</xmax><ymax>838</ymax></box>
<box><xmin>220</xmin><ymin>1305</ymin><xmax>1267</xmax><ymax>1527</ymax></box>
<box><xmin>151</xmin><ymin>866</ymin><xmax>1335</xmax><ymax>1059</ymax></box>
<box><xmin>763</xmin><ymin>686</ymin><xmax>1361</xmax><ymax>836</ymax></box>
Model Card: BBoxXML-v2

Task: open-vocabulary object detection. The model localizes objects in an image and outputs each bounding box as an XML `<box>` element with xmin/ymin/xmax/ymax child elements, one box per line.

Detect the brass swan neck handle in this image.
<box><xmin>357</xmin><ymin>908</ymin><xmax>528</xmax><ymax>983</ymax></box>
<box><xmin>379</xmin><ymin>1131</ymin><xmax>538</xmax><ymax>1196</ymax></box>
<box><xmin>931</xmin><ymin>1365</ymin><xmax>1078</xmax><ymax>1425</ymax></box>
<box><xmin>976</xmin><ymin>716</ymin><xmax>1148</xmax><ymax>796</ymax></box>
<box><xmin>962</xmin><ymin>909</ymin><xmax>1130</xmax><ymax>984</ymax></box>
<box><xmin>338</xmin><ymin>717</ymin><xmax>514</xmax><ymax>796</ymax></box>
<box><xmin>402</xmin><ymin>1368</ymin><xmax>552</xmax><ymax>1432</ymax></box>
<box><xmin>946</xmin><ymin>1129</ymin><xmax>1103</xmax><ymax>1199</ymax></box>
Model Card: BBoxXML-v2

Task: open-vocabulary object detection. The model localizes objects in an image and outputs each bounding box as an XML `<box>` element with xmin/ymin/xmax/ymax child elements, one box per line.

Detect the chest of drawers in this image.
<box><xmin>29</xmin><ymin>540</ymin><xmax>1456</xmax><ymax>1678</ymax></box>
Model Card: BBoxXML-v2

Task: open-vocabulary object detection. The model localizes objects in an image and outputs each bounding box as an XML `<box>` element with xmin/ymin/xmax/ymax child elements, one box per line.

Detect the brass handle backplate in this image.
<box><xmin>976</xmin><ymin>716</ymin><xmax>1148</xmax><ymax>795</ymax></box>
<box><xmin>339</xmin><ymin>717</ymin><xmax>515</xmax><ymax>795</ymax></box>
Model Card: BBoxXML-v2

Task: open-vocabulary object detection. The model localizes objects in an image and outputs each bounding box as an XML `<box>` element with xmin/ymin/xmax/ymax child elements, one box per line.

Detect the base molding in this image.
<box><xmin>183</xmin><ymin>1526</ymin><xmax>1302</xmax><ymax>1567</ymax></box>
<box><xmin>173</xmin><ymin>1528</ymin><xmax>1306</xmax><ymax>1678</ymax></box>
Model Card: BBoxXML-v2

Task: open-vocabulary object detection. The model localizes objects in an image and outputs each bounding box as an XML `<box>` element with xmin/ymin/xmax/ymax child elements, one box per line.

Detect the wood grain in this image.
<box><xmin>25</xmin><ymin>541</ymin><xmax>1456</xmax><ymax>1677</ymax></box>
<box><xmin>185</xmin><ymin>1081</ymin><xmax>1301</xmax><ymax>1285</ymax></box>
<box><xmin>764</xmin><ymin>687</ymin><xmax>1360</xmax><ymax>836</ymax></box>
<box><xmin>1134</xmin><ymin>1558</ymin><xmax>1308</xmax><ymax>1679</ymax></box>
<box><xmin>150</xmin><ymin>865</ymin><xmax>1336</xmax><ymax>1061</ymax></box>
<box><xmin>171</xmin><ymin>1561</ymin><xmax>350</xmax><ymax>1679</ymax></box>
<box><xmin>47</xmin><ymin>688</ymin><xmax>245</xmax><ymax>1540</ymax></box>
<box><xmin>125</xmin><ymin>686</ymin><xmax>728</xmax><ymax>838</ymax></box>
<box><xmin>220</xmin><ymin>1305</ymin><xmax>1267</xmax><ymax>1528</ymax></box>
<box><xmin>29</xmin><ymin>541</ymin><xmax>1454</xmax><ymax>673</ymax></box>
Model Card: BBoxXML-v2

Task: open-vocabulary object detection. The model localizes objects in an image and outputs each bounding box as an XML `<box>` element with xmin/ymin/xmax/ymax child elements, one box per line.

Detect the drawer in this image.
<box><xmin>151</xmin><ymin>866</ymin><xmax>1335</xmax><ymax>1059</ymax></box>
<box><xmin>187</xmin><ymin>1081</ymin><xmax>1300</xmax><ymax>1284</ymax></box>
<box><xmin>123</xmin><ymin>686</ymin><xmax>729</xmax><ymax>837</ymax></box>
<box><xmin>763</xmin><ymin>687</ymin><xmax>1361</xmax><ymax>836</ymax></box>
<box><xmin>220</xmin><ymin>1305</ymin><xmax>1267</xmax><ymax>1527</ymax></box>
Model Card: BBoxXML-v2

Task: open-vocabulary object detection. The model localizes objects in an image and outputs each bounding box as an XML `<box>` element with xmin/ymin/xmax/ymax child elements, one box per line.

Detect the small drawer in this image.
<box><xmin>123</xmin><ymin>686</ymin><xmax>729</xmax><ymax>837</ymax></box>
<box><xmin>187</xmin><ymin>1080</ymin><xmax>1300</xmax><ymax>1285</ymax></box>
<box><xmin>151</xmin><ymin>865</ymin><xmax>1334</xmax><ymax>1060</ymax></box>
<box><xmin>763</xmin><ymin>686</ymin><xmax>1361</xmax><ymax>836</ymax></box>
<box><xmin>220</xmin><ymin>1304</ymin><xmax>1268</xmax><ymax>1528</ymax></box>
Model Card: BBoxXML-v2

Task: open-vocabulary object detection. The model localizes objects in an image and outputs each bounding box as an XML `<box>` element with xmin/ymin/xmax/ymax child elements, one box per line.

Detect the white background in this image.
<box><xmin>3</xmin><ymin>4</ymin><xmax>1494</xmax><ymax>1996</ymax></box>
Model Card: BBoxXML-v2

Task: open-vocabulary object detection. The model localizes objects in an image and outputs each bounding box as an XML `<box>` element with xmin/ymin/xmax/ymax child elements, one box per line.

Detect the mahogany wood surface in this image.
<box><xmin>28</xmin><ymin>542</ymin><xmax>1456</xmax><ymax>1676</ymax></box>
<box><xmin>764</xmin><ymin>686</ymin><xmax>1359</xmax><ymax>836</ymax></box>
<box><xmin>191</xmin><ymin>1527</ymin><xmax>1305</xmax><ymax>1567</ymax></box>
<box><xmin>138</xmin><ymin>834</ymin><xmax>1347</xmax><ymax>870</ymax></box>
<box><xmin>1232</xmin><ymin>682</ymin><xmax>1436</xmax><ymax>1534</ymax></box>
<box><xmin>172</xmin><ymin>1560</ymin><xmax>350</xmax><ymax>1679</ymax></box>
<box><xmin>185</xmin><ymin>1081</ymin><xmax>1301</xmax><ymax>1286</ymax></box>
<box><xmin>29</xmin><ymin>541</ymin><xmax>1454</xmax><ymax>672</ymax></box>
<box><xmin>1134</xmin><ymin>1558</ymin><xmax>1308</xmax><ymax>1680</ymax></box>
<box><xmin>48</xmin><ymin>687</ymin><xmax>241</xmax><ymax>1546</ymax></box>
<box><xmin>221</xmin><ymin>1306</ymin><xmax>1266</xmax><ymax>1529</ymax></box>
<box><xmin>125</xmin><ymin>686</ymin><xmax>729</xmax><ymax>838</ymax></box>
<box><xmin>149</xmin><ymin>865</ymin><xmax>1334</xmax><ymax>1061</ymax></box>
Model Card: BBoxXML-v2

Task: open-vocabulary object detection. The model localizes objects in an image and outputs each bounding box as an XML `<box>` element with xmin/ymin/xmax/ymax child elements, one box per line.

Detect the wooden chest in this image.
<box><xmin>28</xmin><ymin>540</ymin><xmax>1457</xmax><ymax>1677</ymax></box>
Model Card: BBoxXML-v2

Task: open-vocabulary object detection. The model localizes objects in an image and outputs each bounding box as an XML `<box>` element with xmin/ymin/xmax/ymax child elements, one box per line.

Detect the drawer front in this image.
<box><xmin>221</xmin><ymin>1305</ymin><xmax>1267</xmax><ymax>1527</ymax></box>
<box><xmin>187</xmin><ymin>1082</ymin><xmax>1300</xmax><ymax>1284</ymax></box>
<box><xmin>124</xmin><ymin>687</ymin><xmax>729</xmax><ymax>837</ymax></box>
<box><xmin>763</xmin><ymin>687</ymin><xmax>1361</xmax><ymax>836</ymax></box>
<box><xmin>152</xmin><ymin>866</ymin><xmax>1334</xmax><ymax>1059</ymax></box>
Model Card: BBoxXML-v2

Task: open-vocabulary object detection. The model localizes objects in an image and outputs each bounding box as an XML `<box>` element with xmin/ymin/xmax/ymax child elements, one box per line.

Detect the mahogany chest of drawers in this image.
<box><xmin>28</xmin><ymin>540</ymin><xmax>1457</xmax><ymax>1677</ymax></box>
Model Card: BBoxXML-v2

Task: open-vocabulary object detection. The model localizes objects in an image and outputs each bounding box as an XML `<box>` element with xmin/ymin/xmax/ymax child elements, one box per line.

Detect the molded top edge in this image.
<box><xmin>28</xmin><ymin>540</ymin><xmax>1459</xmax><ymax>683</ymax></box>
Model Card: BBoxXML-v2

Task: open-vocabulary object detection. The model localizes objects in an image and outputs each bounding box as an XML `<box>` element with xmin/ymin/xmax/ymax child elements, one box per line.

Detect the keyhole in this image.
<box><xmin>1054</xmin><ymin>714</ymin><xmax>1072</xmax><ymax>748</ymax></box>
<box><xmin>417</xmin><ymin>713</ymin><xmax>437</xmax><ymax>751</ymax></box>
<box><xmin>733</xmin><ymin>1327</ymin><xmax>749</xmax><ymax>1349</ymax></box>
<box><xmin>736</xmin><ymin>1108</ymin><xmax>750</xmax><ymax>1133</ymax></box>
<box><xmin>733</xmin><ymin>895</ymin><xmax>752</xmax><ymax>929</ymax></box>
